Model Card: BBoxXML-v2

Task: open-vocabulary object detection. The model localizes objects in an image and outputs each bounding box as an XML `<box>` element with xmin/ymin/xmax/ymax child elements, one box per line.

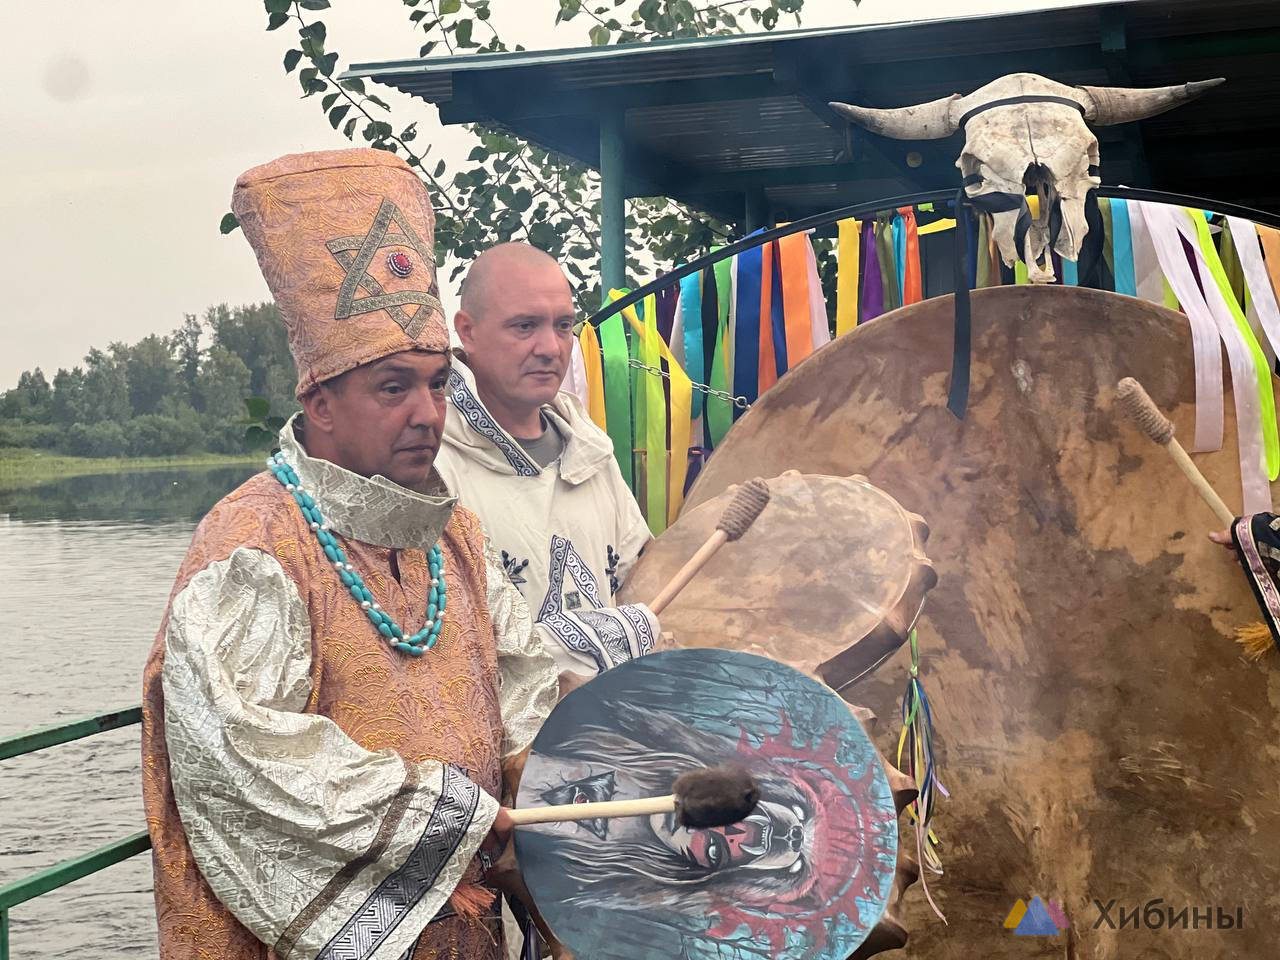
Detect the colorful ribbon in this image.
<box><xmin>835</xmin><ymin>218</ymin><xmax>861</xmax><ymax>335</ymax></box>
<box><xmin>861</xmin><ymin>222</ymin><xmax>884</xmax><ymax>323</ymax></box>
<box><xmin>734</xmin><ymin>241</ymin><xmax>764</xmax><ymax>412</ymax></box>
<box><xmin>1110</xmin><ymin>199</ymin><xmax>1137</xmax><ymax>297</ymax></box>
<box><xmin>598</xmin><ymin>306</ymin><xmax>632</xmax><ymax>488</ymax></box>
<box><xmin>708</xmin><ymin>257</ymin><xmax>734</xmax><ymax>447</ymax></box>
<box><xmin>1229</xmin><ymin>218</ymin><xmax>1280</xmax><ymax>371</ymax></box>
<box><xmin>578</xmin><ymin>321</ymin><xmax>607</xmax><ymax>431</ymax></box>
<box><xmin>679</xmin><ymin>273</ymin><xmax>704</xmax><ymax>420</ymax></box>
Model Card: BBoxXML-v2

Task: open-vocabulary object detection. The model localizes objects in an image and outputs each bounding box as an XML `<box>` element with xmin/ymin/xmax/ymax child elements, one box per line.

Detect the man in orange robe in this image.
<box><xmin>141</xmin><ymin>149</ymin><xmax>658</xmax><ymax>960</ymax></box>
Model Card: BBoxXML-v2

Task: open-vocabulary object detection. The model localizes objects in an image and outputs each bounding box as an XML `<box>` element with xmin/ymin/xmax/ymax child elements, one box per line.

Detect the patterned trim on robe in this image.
<box><xmin>448</xmin><ymin>369</ymin><xmax>539</xmax><ymax>477</ymax></box>
<box><xmin>317</xmin><ymin>766</ymin><xmax>481</xmax><ymax>960</ymax></box>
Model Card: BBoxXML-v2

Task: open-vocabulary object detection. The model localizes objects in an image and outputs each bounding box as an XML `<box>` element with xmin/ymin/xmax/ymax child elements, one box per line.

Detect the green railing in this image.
<box><xmin>0</xmin><ymin>707</ymin><xmax>151</xmax><ymax>960</ymax></box>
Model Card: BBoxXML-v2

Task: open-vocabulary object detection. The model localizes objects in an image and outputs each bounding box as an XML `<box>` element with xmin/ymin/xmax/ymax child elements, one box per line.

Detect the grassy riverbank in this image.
<box><xmin>0</xmin><ymin>448</ymin><xmax>261</xmax><ymax>488</ymax></box>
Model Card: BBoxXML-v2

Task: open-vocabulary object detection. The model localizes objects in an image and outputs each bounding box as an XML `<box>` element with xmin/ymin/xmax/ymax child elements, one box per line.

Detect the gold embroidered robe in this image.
<box><xmin>141</xmin><ymin>420</ymin><xmax>642</xmax><ymax>960</ymax></box>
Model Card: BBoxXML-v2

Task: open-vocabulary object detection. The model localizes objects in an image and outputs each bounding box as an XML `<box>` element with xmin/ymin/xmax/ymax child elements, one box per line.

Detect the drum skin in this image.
<box><xmin>677</xmin><ymin>285</ymin><xmax>1280</xmax><ymax>958</ymax></box>
<box><xmin>618</xmin><ymin>472</ymin><xmax>936</xmax><ymax>694</ymax></box>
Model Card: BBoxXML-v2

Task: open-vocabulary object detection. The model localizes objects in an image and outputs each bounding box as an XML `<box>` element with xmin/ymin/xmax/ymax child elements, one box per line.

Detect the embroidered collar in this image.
<box><xmin>447</xmin><ymin>367</ymin><xmax>541</xmax><ymax>477</ymax></box>
<box><xmin>443</xmin><ymin>358</ymin><xmax>616</xmax><ymax>484</ymax></box>
<box><xmin>277</xmin><ymin>413</ymin><xmax>456</xmax><ymax>550</ymax></box>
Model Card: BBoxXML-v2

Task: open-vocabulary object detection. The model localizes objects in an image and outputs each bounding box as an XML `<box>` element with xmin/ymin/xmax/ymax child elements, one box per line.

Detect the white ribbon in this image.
<box><xmin>1228</xmin><ymin>217</ymin><xmax>1280</xmax><ymax>370</ymax></box>
<box><xmin>1132</xmin><ymin>201</ymin><xmax>1225</xmax><ymax>456</ymax></box>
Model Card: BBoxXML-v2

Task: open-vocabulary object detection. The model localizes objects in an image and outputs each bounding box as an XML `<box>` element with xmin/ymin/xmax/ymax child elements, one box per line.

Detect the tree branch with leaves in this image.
<box><xmin>229</xmin><ymin>0</ymin><xmax>858</xmax><ymax>311</ymax></box>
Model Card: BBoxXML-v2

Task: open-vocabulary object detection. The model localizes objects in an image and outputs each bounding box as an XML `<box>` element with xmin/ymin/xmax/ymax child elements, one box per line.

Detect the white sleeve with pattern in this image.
<box><xmin>161</xmin><ymin>547</ymin><xmax>498</xmax><ymax>960</ymax></box>
<box><xmin>483</xmin><ymin>538</ymin><xmax>561</xmax><ymax>756</ymax></box>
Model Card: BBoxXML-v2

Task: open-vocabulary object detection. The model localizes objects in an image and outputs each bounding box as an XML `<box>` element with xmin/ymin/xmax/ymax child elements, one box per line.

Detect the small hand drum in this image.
<box><xmin>617</xmin><ymin>471</ymin><xmax>936</xmax><ymax>692</ymax></box>
<box><xmin>514</xmin><ymin>648</ymin><xmax>899</xmax><ymax>960</ymax></box>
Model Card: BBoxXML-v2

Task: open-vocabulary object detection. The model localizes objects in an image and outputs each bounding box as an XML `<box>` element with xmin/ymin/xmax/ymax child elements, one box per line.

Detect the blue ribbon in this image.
<box><xmin>1110</xmin><ymin>199</ymin><xmax>1137</xmax><ymax>297</ymax></box>
<box><xmin>679</xmin><ymin>272</ymin><xmax>704</xmax><ymax>419</ymax></box>
<box><xmin>893</xmin><ymin>213</ymin><xmax>907</xmax><ymax>302</ymax></box>
<box><xmin>733</xmin><ymin>242</ymin><xmax>764</xmax><ymax>418</ymax></box>
<box><xmin>769</xmin><ymin>241</ymin><xmax>788</xmax><ymax>376</ymax></box>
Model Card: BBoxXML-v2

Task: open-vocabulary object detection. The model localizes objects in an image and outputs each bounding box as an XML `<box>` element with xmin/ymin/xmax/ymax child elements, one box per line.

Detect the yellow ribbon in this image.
<box><xmin>578</xmin><ymin>321</ymin><xmax>606</xmax><ymax>431</ymax></box>
<box><xmin>836</xmin><ymin>218</ymin><xmax>860</xmax><ymax>335</ymax></box>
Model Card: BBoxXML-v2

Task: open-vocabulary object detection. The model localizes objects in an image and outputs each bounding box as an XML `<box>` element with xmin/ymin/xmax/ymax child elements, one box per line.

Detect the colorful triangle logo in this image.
<box><xmin>1014</xmin><ymin>897</ymin><xmax>1061</xmax><ymax>935</ymax></box>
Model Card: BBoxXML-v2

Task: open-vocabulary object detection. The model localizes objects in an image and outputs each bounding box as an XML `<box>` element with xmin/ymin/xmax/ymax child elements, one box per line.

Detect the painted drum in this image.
<box><xmin>514</xmin><ymin>648</ymin><xmax>899</xmax><ymax>960</ymax></box>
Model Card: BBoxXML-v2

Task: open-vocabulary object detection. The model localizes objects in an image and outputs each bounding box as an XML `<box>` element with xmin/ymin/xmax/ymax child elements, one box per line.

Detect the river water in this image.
<box><xmin>0</xmin><ymin>465</ymin><xmax>258</xmax><ymax>959</ymax></box>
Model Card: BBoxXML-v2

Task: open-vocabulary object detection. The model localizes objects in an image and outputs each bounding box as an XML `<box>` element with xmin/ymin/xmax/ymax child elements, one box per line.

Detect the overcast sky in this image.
<box><xmin>0</xmin><ymin>0</ymin><xmax>1090</xmax><ymax>388</ymax></box>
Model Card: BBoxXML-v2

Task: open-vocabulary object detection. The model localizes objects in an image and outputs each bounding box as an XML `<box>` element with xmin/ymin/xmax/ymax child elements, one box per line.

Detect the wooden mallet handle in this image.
<box><xmin>649</xmin><ymin>478</ymin><xmax>771</xmax><ymax>616</ymax></box>
<box><xmin>1115</xmin><ymin>377</ymin><xmax>1235</xmax><ymax>527</ymax></box>
<box><xmin>507</xmin><ymin>794</ymin><xmax>675</xmax><ymax>826</ymax></box>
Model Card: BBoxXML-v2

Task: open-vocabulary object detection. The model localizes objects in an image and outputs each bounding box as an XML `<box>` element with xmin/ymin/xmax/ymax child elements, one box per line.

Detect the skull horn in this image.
<box><xmin>1077</xmin><ymin>78</ymin><xmax>1225</xmax><ymax>126</ymax></box>
<box><xmin>829</xmin><ymin>94</ymin><xmax>961</xmax><ymax>141</ymax></box>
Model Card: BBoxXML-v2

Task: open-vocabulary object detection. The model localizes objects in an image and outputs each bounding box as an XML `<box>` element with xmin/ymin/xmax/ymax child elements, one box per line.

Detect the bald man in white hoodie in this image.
<box><xmin>435</xmin><ymin>243</ymin><xmax>654</xmax><ymax>680</ymax></box>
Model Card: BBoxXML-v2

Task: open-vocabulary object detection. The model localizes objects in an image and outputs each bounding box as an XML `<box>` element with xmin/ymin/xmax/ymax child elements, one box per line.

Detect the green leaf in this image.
<box><xmin>366</xmin><ymin>94</ymin><xmax>390</xmax><ymax>111</ymax></box>
<box><xmin>263</xmin><ymin>0</ymin><xmax>291</xmax><ymax>13</ymax></box>
<box><xmin>304</xmin><ymin>78</ymin><xmax>328</xmax><ymax>97</ymax></box>
<box><xmin>298</xmin><ymin>0</ymin><xmax>331</xmax><ymax>9</ymax></box>
<box><xmin>409</xmin><ymin>9</ymin><xmax>427</xmax><ymax>21</ymax></box>
<box><xmin>439</xmin><ymin>0</ymin><xmax>461</xmax><ymax>12</ymax></box>
<box><xmin>343</xmin><ymin>116</ymin><xmax>358</xmax><ymax>138</ymax></box>
<box><xmin>319</xmin><ymin>52</ymin><xmax>339</xmax><ymax>76</ymax></box>
<box><xmin>266</xmin><ymin>10</ymin><xmax>289</xmax><ymax>30</ymax></box>
<box><xmin>476</xmin><ymin>4</ymin><xmax>491</xmax><ymax>20</ymax></box>
<box><xmin>467</xmin><ymin>146</ymin><xmax>489</xmax><ymax>162</ymax></box>
<box><xmin>339</xmin><ymin>77</ymin><xmax>366</xmax><ymax>94</ymax></box>
<box><xmin>219</xmin><ymin>212</ymin><xmax>240</xmax><ymax>235</ymax></box>
<box><xmin>400</xmin><ymin>121</ymin><xmax>418</xmax><ymax>142</ymax></box>
<box><xmin>589</xmin><ymin>24</ymin><xmax>610</xmax><ymax>45</ymax></box>
<box><xmin>283</xmin><ymin>49</ymin><xmax>303</xmax><ymax>72</ymax></box>
<box><xmin>300</xmin><ymin>20</ymin><xmax>326</xmax><ymax>41</ymax></box>
<box><xmin>434</xmin><ymin>159</ymin><xmax>447</xmax><ymax>176</ymax></box>
<box><xmin>244</xmin><ymin>396</ymin><xmax>271</xmax><ymax>420</ymax></box>
<box><xmin>454</xmin><ymin>18</ymin><xmax>474</xmax><ymax>46</ymax></box>
<box><xmin>321</xmin><ymin>91</ymin><xmax>340</xmax><ymax>111</ymax></box>
<box><xmin>264</xmin><ymin>416</ymin><xmax>287</xmax><ymax>431</ymax></box>
<box><xmin>419</xmin><ymin>41</ymin><xmax>437</xmax><ymax>56</ymax></box>
<box><xmin>329</xmin><ymin>104</ymin><xmax>350</xmax><ymax>128</ymax></box>
<box><xmin>511</xmin><ymin>187</ymin><xmax>533</xmax><ymax>212</ymax></box>
<box><xmin>244</xmin><ymin>425</ymin><xmax>271</xmax><ymax>448</ymax></box>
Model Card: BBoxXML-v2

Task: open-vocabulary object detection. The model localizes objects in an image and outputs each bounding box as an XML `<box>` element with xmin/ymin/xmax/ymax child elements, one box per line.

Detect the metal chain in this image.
<box><xmin>626</xmin><ymin>357</ymin><xmax>751</xmax><ymax>410</ymax></box>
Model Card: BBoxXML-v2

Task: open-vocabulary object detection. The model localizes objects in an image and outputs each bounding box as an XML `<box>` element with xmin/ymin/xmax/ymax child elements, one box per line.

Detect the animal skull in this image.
<box><xmin>830</xmin><ymin>73</ymin><xmax>1224</xmax><ymax>283</ymax></box>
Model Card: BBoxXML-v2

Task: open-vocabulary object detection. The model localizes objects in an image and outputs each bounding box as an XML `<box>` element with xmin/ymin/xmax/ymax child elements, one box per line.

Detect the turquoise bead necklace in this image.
<box><xmin>268</xmin><ymin>451</ymin><xmax>446</xmax><ymax>657</ymax></box>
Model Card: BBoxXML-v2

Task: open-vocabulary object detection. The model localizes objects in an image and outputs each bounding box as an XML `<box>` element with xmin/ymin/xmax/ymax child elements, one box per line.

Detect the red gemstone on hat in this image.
<box><xmin>387</xmin><ymin>251</ymin><xmax>413</xmax><ymax>278</ymax></box>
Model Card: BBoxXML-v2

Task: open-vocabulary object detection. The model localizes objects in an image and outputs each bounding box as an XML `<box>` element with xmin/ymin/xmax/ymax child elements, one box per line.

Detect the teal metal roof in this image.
<box><xmin>345</xmin><ymin>0</ymin><xmax>1280</xmax><ymax>223</ymax></box>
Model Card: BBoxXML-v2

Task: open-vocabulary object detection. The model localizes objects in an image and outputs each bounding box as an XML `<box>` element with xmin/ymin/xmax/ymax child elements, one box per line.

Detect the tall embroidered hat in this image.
<box><xmin>231</xmin><ymin>148</ymin><xmax>448</xmax><ymax>397</ymax></box>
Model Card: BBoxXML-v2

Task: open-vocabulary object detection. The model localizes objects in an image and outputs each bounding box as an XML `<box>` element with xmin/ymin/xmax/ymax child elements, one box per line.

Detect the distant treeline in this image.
<box><xmin>0</xmin><ymin>304</ymin><xmax>299</xmax><ymax>457</ymax></box>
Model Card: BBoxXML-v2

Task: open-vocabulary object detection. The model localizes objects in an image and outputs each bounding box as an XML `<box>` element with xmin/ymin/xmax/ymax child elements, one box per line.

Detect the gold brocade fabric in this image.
<box><xmin>142</xmin><ymin>469</ymin><xmax>505</xmax><ymax>960</ymax></box>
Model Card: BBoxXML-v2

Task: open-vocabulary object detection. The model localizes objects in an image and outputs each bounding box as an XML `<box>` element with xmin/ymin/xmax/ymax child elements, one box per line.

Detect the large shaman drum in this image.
<box><xmin>618</xmin><ymin>471</ymin><xmax>936</xmax><ymax>694</ymax></box>
<box><xmin>677</xmin><ymin>285</ymin><xmax>1280</xmax><ymax>958</ymax></box>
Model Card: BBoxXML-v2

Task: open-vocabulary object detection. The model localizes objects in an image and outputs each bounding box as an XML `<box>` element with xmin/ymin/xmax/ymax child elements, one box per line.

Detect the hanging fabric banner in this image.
<box><xmin>835</xmin><ymin>218</ymin><xmax>861</xmax><ymax>335</ymax></box>
<box><xmin>707</xmin><ymin>256</ymin><xmax>734</xmax><ymax>447</ymax></box>
<box><xmin>861</xmin><ymin>222</ymin><xmax>885</xmax><ymax>323</ymax></box>
<box><xmin>876</xmin><ymin>218</ymin><xmax>901</xmax><ymax>312</ymax></box>
<box><xmin>578</xmin><ymin>321</ymin><xmax>607</xmax><ymax>431</ymax></box>
<box><xmin>1061</xmin><ymin>257</ymin><xmax>1079</xmax><ymax>286</ymax></box>
<box><xmin>734</xmin><ymin>241</ymin><xmax>764</xmax><ymax>413</ymax></box>
<box><xmin>758</xmin><ymin>240</ymin><xmax>779</xmax><ymax>395</ymax></box>
<box><xmin>1228</xmin><ymin>218</ymin><xmax>1280</xmax><ymax>369</ymax></box>
<box><xmin>562</xmin><ymin>336</ymin><xmax>590</xmax><ymax>409</ymax></box>
<box><xmin>1138</xmin><ymin>202</ymin><xmax>1269</xmax><ymax>514</ymax></box>
<box><xmin>898</xmin><ymin>207</ymin><xmax>923</xmax><ymax>305</ymax></box>
<box><xmin>598</xmin><ymin>306</ymin><xmax>633</xmax><ymax>488</ymax></box>
<box><xmin>611</xmin><ymin>289</ymin><xmax>693</xmax><ymax>528</ymax></box>
<box><xmin>778</xmin><ymin>232</ymin><xmax>816</xmax><ymax>371</ymax></box>
<box><xmin>1186</xmin><ymin>210</ymin><xmax>1278</xmax><ymax>482</ymax></box>
<box><xmin>679</xmin><ymin>272</ymin><xmax>704</xmax><ymax>420</ymax></box>
<box><xmin>1127</xmin><ymin>199</ymin><xmax>1165</xmax><ymax>304</ymax></box>
<box><xmin>892</xmin><ymin>212</ymin><xmax>907</xmax><ymax>303</ymax></box>
<box><xmin>640</xmin><ymin>292</ymin><xmax>667</xmax><ymax>533</ymax></box>
<box><xmin>1110</xmin><ymin>199</ymin><xmax>1137</xmax><ymax>297</ymax></box>
<box><xmin>1218</xmin><ymin>225</ymin><xmax>1247</xmax><ymax>311</ymax></box>
<box><xmin>804</xmin><ymin>235</ymin><xmax>832</xmax><ymax>351</ymax></box>
<box><xmin>768</xmin><ymin>240</ymin><xmax>789</xmax><ymax>379</ymax></box>
<box><xmin>1134</xmin><ymin>202</ymin><xmax>1226</xmax><ymax>455</ymax></box>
